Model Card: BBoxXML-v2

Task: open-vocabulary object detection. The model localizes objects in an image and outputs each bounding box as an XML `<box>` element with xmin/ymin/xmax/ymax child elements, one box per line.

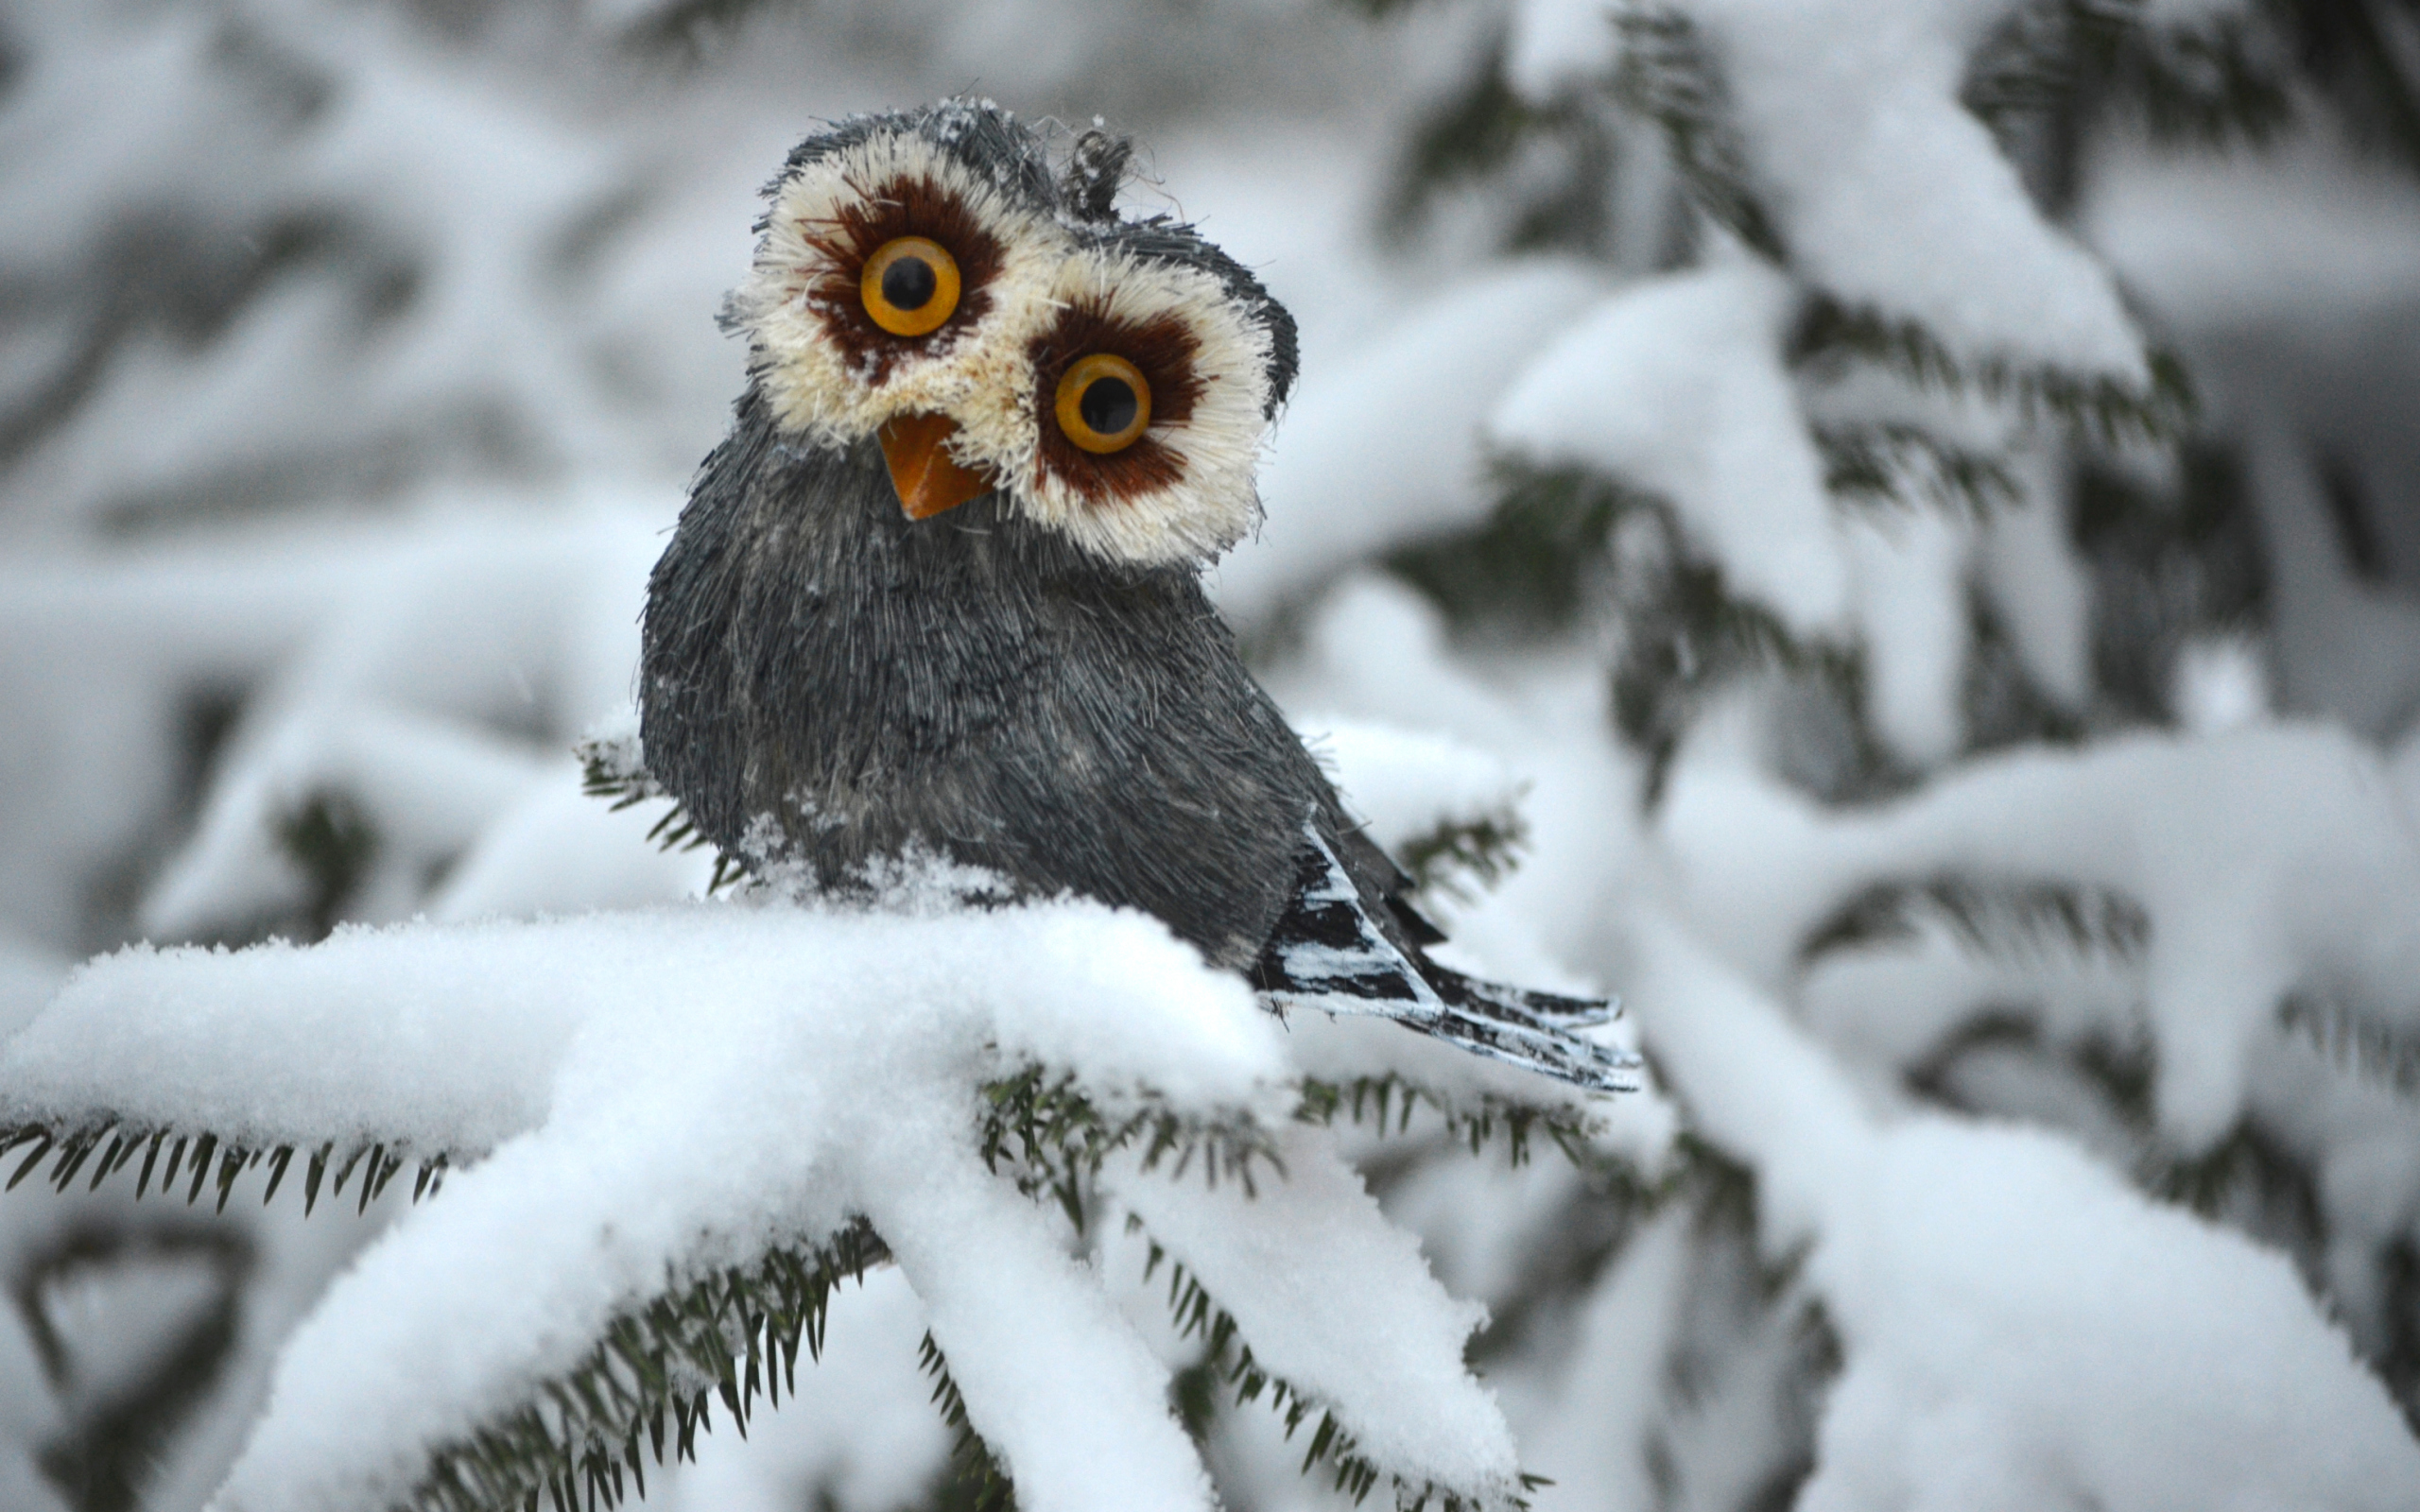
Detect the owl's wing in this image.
<box><xmin>1247</xmin><ymin>826</ymin><xmax>1636</xmax><ymax>1094</ymax></box>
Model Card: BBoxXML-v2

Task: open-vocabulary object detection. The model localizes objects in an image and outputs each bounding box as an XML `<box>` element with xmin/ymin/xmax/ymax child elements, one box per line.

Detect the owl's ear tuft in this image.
<box><xmin>1060</xmin><ymin>129</ymin><xmax>1133</xmax><ymax>226</ymax></box>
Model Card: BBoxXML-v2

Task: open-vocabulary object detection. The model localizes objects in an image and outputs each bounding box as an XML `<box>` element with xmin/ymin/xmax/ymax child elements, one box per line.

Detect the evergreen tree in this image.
<box><xmin>3</xmin><ymin>2</ymin><xmax>2420</xmax><ymax>1510</ymax></box>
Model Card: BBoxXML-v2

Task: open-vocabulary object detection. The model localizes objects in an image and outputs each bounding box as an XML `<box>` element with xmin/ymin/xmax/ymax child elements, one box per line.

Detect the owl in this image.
<box><xmin>639</xmin><ymin>100</ymin><xmax>1630</xmax><ymax>1092</ymax></box>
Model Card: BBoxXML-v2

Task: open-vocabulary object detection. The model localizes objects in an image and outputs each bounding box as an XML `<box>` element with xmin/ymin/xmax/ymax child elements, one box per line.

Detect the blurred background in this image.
<box><xmin>5</xmin><ymin>1</ymin><xmax>2420</xmax><ymax>1509</ymax></box>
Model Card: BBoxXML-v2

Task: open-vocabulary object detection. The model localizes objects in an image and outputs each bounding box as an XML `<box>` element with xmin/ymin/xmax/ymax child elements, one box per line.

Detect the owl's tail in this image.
<box><xmin>1247</xmin><ymin>830</ymin><xmax>1637</xmax><ymax>1094</ymax></box>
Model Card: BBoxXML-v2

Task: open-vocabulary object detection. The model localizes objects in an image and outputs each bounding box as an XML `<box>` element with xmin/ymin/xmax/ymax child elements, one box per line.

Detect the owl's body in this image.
<box><xmin>641</xmin><ymin>100</ymin><xmax>1632</xmax><ymax>1091</ymax></box>
<box><xmin>646</xmin><ymin>387</ymin><xmax>1322</xmax><ymax>970</ymax></box>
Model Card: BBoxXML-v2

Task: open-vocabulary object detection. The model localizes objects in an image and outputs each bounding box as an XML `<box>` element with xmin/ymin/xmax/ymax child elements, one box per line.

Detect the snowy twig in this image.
<box><xmin>404</xmin><ymin>1219</ymin><xmax>891</xmax><ymax>1512</ymax></box>
<box><xmin>1810</xmin><ymin>422</ymin><xmax>2023</xmax><ymax>517</ymax></box>
<box><xmin>576</xmin><ymin>728</ymin><xmax>746</xmax><ymax>896</ymax></box>
<box><xmin>1293</xmin><ymin>1075</ymin><xmax>1600</xmax><ymax>1169</ymax></box>
<box><xmin>1615</xmin><ymin>8</ymin><xmax>1789</xmax><ymax>260</ymax></box>
<box><xmin>0</xmin><ymin>1119</ymin><xmax>445</xmax><ymax>1215</ymax></box>
<box><xmin>1135</xmin><ymin>1226</ymin><xmax>1544</xmax><ymax>1512</ymax></box>
<box><xmin>1789</xmin><ymin>297</ymin><xmax>2192</xmax><ymax>445</ymax></box>
<box><xmin>916</xmin><ymin>1332</ymin><xmax>1015</xmax><ymax>1512</ymax></box>
<box><xmin>976</xmin><ymin>1063</ymin><xmax>1280</xmax><ymax>1231</ymax></box>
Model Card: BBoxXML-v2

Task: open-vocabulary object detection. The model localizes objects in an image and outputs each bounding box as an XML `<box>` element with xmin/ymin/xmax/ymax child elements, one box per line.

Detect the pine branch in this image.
<box><xmin>401</xmin><ymin>1219</ymin><xmax>891</xmax><ymax>1512</ymax></box>
<box><xmin>1789</xmin><ymin>297</ymin><xmax>2195</xmax><ymax>447</ymax></box>
<box><xmin>1614</xmin><ymin>7</ymin><xmax>1789</xmax><ymax>260</ymax></box>
<box><xmin>574</xmin><ymin>730</ymin><xmax>745</xmax><ymax>894</ymax></box>
<box><xmin>1132</xmin><ymin>1224</ymin><xmax>1548</xmax><ymax>1512</ymax></box>
<box><xmin>2279</xmin><ymin>994</ymin><xmax>2420</xmax><ymax>1104</ymax></box>
<box><xmin>1965</xmin><ymin>0</ymin><xmax>2296</xmax><ymax>155</ymax></box>
<box><xmin>1292</xmin><ymin>1075</ymin><xmax>1601</xmax><ymax>1169</ymax></box>
<box><xmin>1381</xmin><ymin>29</ymin><xmax>1621</xmax><ymax>256</ymax></box>
<box><xmin>1609</xmin><ymin>543</ymin><xmax>1840</xmax><ymax>788</ymax></box>
<box><xmin>1800</xmin><ymin>876</ymin><xmax>2152</xmax><ymax>965</ymax></box>
<box><xmin>1812</xmin><ymin>423</ymin><xmax>2023</xmax><ymax>518</ymax></box>
<box><xmin>2149</xmin><ymin>1116</ymin><xmax>2318</xmax><ymax>1223</ymax></box>
<box><xmin>1395</xmin><ymin>806</ymin><xmax>1531</xmax><ymax>905</ymax></box>
<box><xmin>2285</xmin><ymin>0</ymin><xmax>2420</xmax><ymax>177</ymax></box>
<box><xmin>1386</xmin><ymin>463</ymin><xmax>1643</xmax><ymax>635</ymax></box>
<box><xmin>0</xmin><ymin>1119</ymin><xmax>448</xmax><ymax>1215</ymax></box>
<box><xmin>274</xmin><ymin>789</ymin><xmax>380</xmax><ymax>941</ymax></box>
<box><xmin>918</xmin><ymin>1332</ymin><xmax>1017</xmax><ymax>1512</ymax></box>
<box><xmin>974</xmin><ymin>1065</ymin><xmax>1280</xmax><ymax>1234</ymax></box>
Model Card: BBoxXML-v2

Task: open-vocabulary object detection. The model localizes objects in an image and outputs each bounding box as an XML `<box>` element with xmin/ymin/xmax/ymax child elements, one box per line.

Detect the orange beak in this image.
<box><xmin>878</xmin><ymin>412</ymin><xmax>995</xmax><ymax>520</ymax></box>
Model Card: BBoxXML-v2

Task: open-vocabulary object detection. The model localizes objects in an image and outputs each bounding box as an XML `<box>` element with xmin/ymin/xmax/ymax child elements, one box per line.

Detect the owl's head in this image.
<box><xmin>724</xmin><ymin>100</ymin><xmax>1299</xmax><ymax>569</ymax></box>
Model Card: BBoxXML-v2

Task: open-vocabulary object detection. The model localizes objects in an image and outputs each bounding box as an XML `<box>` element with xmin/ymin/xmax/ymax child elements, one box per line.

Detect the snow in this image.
<box><xmin>427</xmin><ymin>767</ymin><xmax>716</xmax><ymax>921</ymax></box>
<box><xmin>2170</xmin><ymin>635</ymin><xmax>2273</xmax><ymax>734</ymax></box>
<box><xmin>1214</xmin><ymin>261</ymin><xmax>1613</xmax><ymax>627</ymax></box>
<box><xmin>1976</xmin><ymin>472</ymin><xmax>2093</xmax><ymax>712</ymax></box>
<box><xmin>1270</xmin><ymin>578</ymin><xmax>1640</xmax><ymax>992</ymax></box>
<box><xmin>147</xmin><ymin>707</ymin><xmax>558</xmax><ymax>936</ymax></box>
<box><xmin>1504</xmin><ymin>0</ymin><xmax>1621</xmax><ymax>103</ymax></box>
<box><xmin>2086</xmin><ymin>138</ymin><xmax>2420</xmax><ymax>334</ymax></box>
<box><xmin>655</xmin><ymin>1267</ymin><xmax>948</xmax><ymax>1512</ymax></box>
<box><xmin>1381</xmin><ymin>1150</ymin><xmax>1596</xmax><ymax>1313</ymax></box>
<box><xmin>1796</xmin><ymin>906</ymin><xmax>2141</xmax><ymax>1105</ymax></box>
<box><xmin>1662</xmin><ymin>720</ymin><xmax>2420</xmax><ymax>1150</ymax></box>
<box><xmin>0</xmin><ymin>1312</ymin><xmax>66</xmax><ymax>1512</ymax></box>
<box><xmin>3</xmin><ymin>892</ymin><xmax>1559</xmax><ymax>1512</ymax></box>
<box><xmin>0</xmin><ymin>943</ymin><xmax>68</xmax><ymax>1044</ymax></box>
<box><xmin>1264</xmin><ymin>576</ymin><xmax>1675</xmax><ymax>1160</ymax></box>
<box><xmin>162</xmin><ymin>896</ymin><xmax>1282</xmax><ymax>1512</ymax></box>
<box><xmin>9</xmin><ymin>2</ymin><xmax>2420</xmax><ymax>1504</ymax></box>
<box><xmin>1841</xmin><ymin>505</ymin><xmax>1973</xmax><ymax>766</ymax></box>
<box><xmin>1486</xmin><ymin>261</ymin><xmax>1853</xmax><ymax>641</ymax></box>
<box><xmin>2143</xmin><ymin>0</ymin><xmax>2255</xmax><ymax>20</ymax></box>
<box><xmin>1619</xmin><ymin>907</ymin><xmax>2420</xmax><ymax>1512</ymax></box>
<box><xmin>1511</xmin><ymin>1210</ymin><xmax>1688</xmax><ymax>1512</ymax></box>
<box><xmin>1799</xmin><ymin>1117</ymin><xmax>2420</xmax><ymax>1512</ymax></box>
<box><xmin>1300</xmin><ymin>718</ymin><xmax>1522</xmax><ymax>859</ymax></box>
<box><xmin>129</xmin><ymin>503</ymin><xmax>666</xmax><ymax>937</ymax></box>
<box><xmin>1668</xmin><ymin>0</ymin><xmax>2148</xmax><ymax>381</ymax></box>
<box><xmin>2240</xmin><ymin>419</ymin><xmax>2420</xmax><ymax>739</ymax></box>
<box><xmin>1112</xmin><ymin>1125</ymin><xmax>1521</xmax><ymax>1499</ymax></box>
<box><xmin>856</xmin><ymin>1112</ymin><xmax>1213</xmax><ymax>1512</ymax></box>
<box><xmin>13</xmin><ymin>897</ymin><xmax>1285</xmax><ymax>1164</ymax></box>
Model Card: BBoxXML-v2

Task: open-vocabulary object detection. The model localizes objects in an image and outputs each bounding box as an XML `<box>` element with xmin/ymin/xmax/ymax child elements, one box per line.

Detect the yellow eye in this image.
<box><xmin>860</xmin><ymin>236</ymin><xmax>961</xmax><ymax>336</ymax></box>
<box><xmin>1053</xmin><ymin>353</ymin><xmax>1152</xmax><ymax>454</ymax></box>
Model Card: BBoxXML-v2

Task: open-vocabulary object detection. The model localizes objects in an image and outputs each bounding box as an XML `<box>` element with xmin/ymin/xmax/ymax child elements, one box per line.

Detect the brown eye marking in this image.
<box><xmin>799</xmin><ymin>174</ymin><xmax>1005</xmax><ymax>382</ymax></box>
<box><xmin>1028</xmin><ymin>298</ymin><xmax>1205</xmax><ymax>506</ymax></box>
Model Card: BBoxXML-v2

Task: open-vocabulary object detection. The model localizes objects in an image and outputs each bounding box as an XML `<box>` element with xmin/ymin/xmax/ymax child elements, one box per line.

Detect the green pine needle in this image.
<box><xmin>1964</xmin><ymin>0</ymin><xmax>2296</xmax><ymax>159</ymax></box>
<box><xmin>1135</xmin><ymin>1229</ymin><xmax>1533</xmax><ymax>1512</ymax></box>
<box><xmin>1292</xmin><ymin>1075</ymin><xmax>1601</xmax><ymax>1169</ymax></box>
<box><xmin>974</xmin><ymin>1065</ymin><xmax>1280</xmax><ymax>1230</ymax></box>
<box><xmin>2277</xmin><ymin>995</ymin><xmax>2420</xmax><ymax>1105</ymax></box>
<box><xmin>1615</xmin><ymin>7</ymin><xmax>1789</xmax><ymax>261</ymax></box>
<box><xmin>1395</xmin><ymin>807</ymin><xmax>1531</xmax><ymax>906</ymax></box>
<box><xmin>0</xmin><ymin>1120</ymin><xmax>445</xmax><ymax>1215</ymax></box>
<box><xmin>918</xmin><ymin>1333</ymin><xmax>1018</xmax><ymax>1512</ymax></box>
<box><xmin>1789</xmin><ymin>299</ymin><xmax>2196</xmax><ymax>446</ymax></box>
<box><xmin>402</xmin><ymin>1220</ymin><xmax>890</xmax><ymax>1512</ymax></box>
<box><xmin>574</xmin><ymin>733</ymin><xmax>745</xmax><ymax>895</ymax></box>
<box><xmin>1813</xmin><ymin>423</ymin><xmax>2023</xmax><ymax>518</ymax></box>
<box><xmin>1800</xmin><ymin>876</ymin><xmax>2152</xmax><ymax>966</ymax></box>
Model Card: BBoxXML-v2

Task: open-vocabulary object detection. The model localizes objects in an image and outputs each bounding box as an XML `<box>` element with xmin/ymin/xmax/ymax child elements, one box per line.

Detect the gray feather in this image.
<box><xmin>642</xmin><ymin>387</ymin><xmax>1323</xmax><ymax>970</ymax></box>
<box><xmin>645</xmin><ymin>101</ymin><xmax>1626</xmax><ymax>1094</ymax></box>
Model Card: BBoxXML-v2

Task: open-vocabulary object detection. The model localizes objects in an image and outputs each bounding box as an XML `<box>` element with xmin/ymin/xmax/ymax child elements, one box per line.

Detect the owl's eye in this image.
<box><xmin>860</xmin><ymin>236</ymin><xmax>961</xmax><ymax>337</ymax></box>
<box><xmin>1053</xmin><ymin>353</ymin><xmax>1152</xmax><ymax>454</ymax></box>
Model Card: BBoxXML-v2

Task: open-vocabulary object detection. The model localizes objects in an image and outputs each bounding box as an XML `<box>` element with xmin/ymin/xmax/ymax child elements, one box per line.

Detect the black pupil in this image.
<box><xmin>880</xmin><ymin>254</ymin><xmax>938</xmax><ymax>312</ymax></box>
<box><xmin>1079</xmin><ymin>376</ymin><xmax>1138</xmax><ymax>438</ymax></box>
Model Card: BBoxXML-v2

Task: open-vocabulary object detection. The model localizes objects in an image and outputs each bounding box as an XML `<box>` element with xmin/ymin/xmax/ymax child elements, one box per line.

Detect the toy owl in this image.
<box><xmin>639</xmin><ymin>100</ymin><xmax>1629</xmax><ymax>1091</ymax></box>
